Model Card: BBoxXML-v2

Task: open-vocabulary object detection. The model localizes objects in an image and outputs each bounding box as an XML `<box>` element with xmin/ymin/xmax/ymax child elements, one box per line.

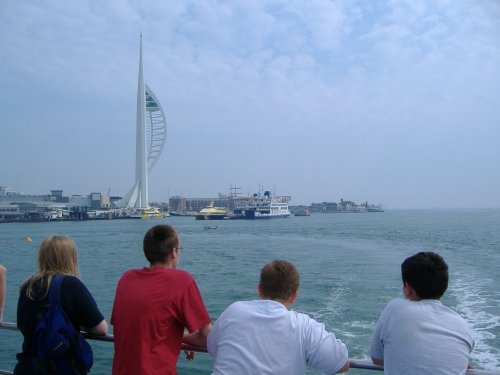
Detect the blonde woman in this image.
<box><xmin>14</xmin><ymin>236</ymin><xmax>107</xmax><ymax>374</ymax></box>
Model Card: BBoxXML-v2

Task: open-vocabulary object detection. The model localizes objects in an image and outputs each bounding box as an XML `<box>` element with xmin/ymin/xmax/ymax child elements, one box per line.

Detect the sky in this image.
<box><xmin>1</xmin><ymin>0</ymin><xmax>499</xmax><ymax>209</ymax></box>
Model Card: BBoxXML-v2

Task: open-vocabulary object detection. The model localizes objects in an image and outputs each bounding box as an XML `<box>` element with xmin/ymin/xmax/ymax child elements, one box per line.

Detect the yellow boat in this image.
<box><xmin>140</xmin><ymin>207</ymin><xmax>167</xmax><ymax>219</ymax></box>
<box><xmin>195</xmin><ymin>203</ymin><xmax>230</xmax><ymax>220</ymax></box>
<box><xmin>129</xmin><ymin>207</ymin><xmax>168</xmax><ymax>219</ymax></box>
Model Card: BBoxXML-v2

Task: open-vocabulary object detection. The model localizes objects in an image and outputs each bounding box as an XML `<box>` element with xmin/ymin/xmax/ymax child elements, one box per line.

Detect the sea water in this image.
<box><xmin>0</xmin><ymin>209</ymin><xmax>499</xmax><ymax>374</ymax></box>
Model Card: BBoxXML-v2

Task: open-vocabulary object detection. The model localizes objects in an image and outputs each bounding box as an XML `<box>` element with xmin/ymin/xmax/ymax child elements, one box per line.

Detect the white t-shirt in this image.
<box><xmin>207</xmin><ymin>299</ymin><xmax>348</xmax><ymax>375</ymax></box>
<box><xmin>369</xmin><ymin>298</ymin><xmax>474</xmax><ymax>375</ymax></box>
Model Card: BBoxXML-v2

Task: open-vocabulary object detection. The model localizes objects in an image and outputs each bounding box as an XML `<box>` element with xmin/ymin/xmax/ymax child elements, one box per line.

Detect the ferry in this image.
<box><xmin>233</xmin><ymin>190</ymin><xmax>291</xmax><ymax>219</ymax></box>
<box><xmin>195</xmin><ymin>203</ymin><xmax>230</xmax><ymax>220</ymax></box>
<box><xmin>367</xmin><ymin>205</ymin><xmax>384</xmax><ymax>212</ymax></box>
<box><xmin>129</xmin><ymin>207</ymin><xmax>168</xmax><ymax>219</ymax></box>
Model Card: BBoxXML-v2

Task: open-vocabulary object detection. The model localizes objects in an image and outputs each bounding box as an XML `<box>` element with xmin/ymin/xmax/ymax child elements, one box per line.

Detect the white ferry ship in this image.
<box><xmin>233</xmin><ymin>190</ymin><xmax>291</xmax><ymax>219</ymax></box>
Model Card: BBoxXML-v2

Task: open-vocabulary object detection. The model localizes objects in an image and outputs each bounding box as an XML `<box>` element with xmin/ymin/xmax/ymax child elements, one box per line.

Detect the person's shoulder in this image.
<box><xmin>60</xmin><ymin>275</ymin><xmax>90</xmax><ymax>294</ymax></box>
<box><xmin>291</xmin><ymin>310</ymin><xmax>336</xmax><ymax>339</ymax></box>
<box><xmin>118</xmin><ymin>268</ymin><xmax>146</xmax><ymax>281</ymax></box>
<box><xmin>220</xmin><ymin>300</ymin><xmax>255</xmax><ymax>314</ymax></box>
<box><xmin>438</xmin><ymin>303</ymin><xmax>469</xmax><ymax>323</ymax></box>
<box><xmin>171</xmin><ymin>268</ymin><xmax>197</xmax><ymax>282</ymax></box>
<box><xmin>59</xmin><ymin>275</ymin><xmax>95</xmax><ymax>302</ymax></box>
<box><xmin>61</xmin><ymin>275</ymin><xmax>83</xmax><ymax>287</ymax></box>
<box><xmin>172</xmin><ymin>268</ymin><xmax>192</xmax><ymax>276</ymax></box>
<box><xmin>293</xmin><ymin>310</ymin><xmax>322</xmax><ymax>326</ymax></box>
<box><xmin>149</xmin><ymin>268</ymin><xmax>197</xmax><ymax>286</ymax></box>
<box><xmin>379</xmin><ymin>297</ymin><xmax>413</xmax><ymax>315</ymax></box>
<box><xmin>385</xmin><ymin>297</ymin><xmax>410</xmax><ymax>308</ymax></box>
<box><xmin>391</xmin><ymin>297</ymin><xmax>407</xmax><ymax>304</ymax></box>
<box><xmin>228</xmin><ymin>300</ymin><xmax>253</xmax><ymax>310</ymax></box>
<box><xmin>121</xmin><ymin>268</ymin><xmax>140</xmax><ymax>277</ymax></box>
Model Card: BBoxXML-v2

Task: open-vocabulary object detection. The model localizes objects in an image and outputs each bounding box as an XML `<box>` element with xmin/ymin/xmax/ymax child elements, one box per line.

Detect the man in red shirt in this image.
<box><xmin>111</xmin><ymin>224</ymin><xmax>212</xmax><ymax>374</ymax></box>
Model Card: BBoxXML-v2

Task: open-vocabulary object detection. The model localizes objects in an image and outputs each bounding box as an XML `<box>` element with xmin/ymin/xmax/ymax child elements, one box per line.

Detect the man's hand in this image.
<box><xmin>182</xmin><ymin>323</ymin><xmax>212</xmax><ymax>347</ymax></box>
<box><xmin>184</xmin><ymin>351</ymin><xmax>195</xmax><ymax>361</ymax></box>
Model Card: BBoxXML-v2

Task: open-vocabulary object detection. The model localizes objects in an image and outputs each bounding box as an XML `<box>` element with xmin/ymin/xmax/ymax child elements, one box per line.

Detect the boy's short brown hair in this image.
<box><xmin>259</xmin><ymin>260</ymin><xmax>300</xmax><ymax>301</ymax></box>
<box><xmin>143</xmin><ymin>224</ymin><xmax>179</xmax><ymax>264</ymax></box>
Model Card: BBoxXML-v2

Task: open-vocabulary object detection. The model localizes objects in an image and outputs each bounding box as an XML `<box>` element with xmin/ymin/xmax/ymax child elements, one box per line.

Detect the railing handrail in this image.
<box><xmin>1</xmin><ymin>321</ymin><xmax>498</xmax><ymax>375</ymax></box>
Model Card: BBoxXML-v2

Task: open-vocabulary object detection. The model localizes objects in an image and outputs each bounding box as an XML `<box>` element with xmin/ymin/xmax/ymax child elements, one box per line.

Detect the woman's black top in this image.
<box><xmin>14</xmin><ymin>275</ymin><xmax>105</xmax><ymax>374</ymax></box>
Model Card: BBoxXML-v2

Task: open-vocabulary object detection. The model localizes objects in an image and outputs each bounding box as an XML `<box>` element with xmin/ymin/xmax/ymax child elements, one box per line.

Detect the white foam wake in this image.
<box><xmin>448</xmin><ymin>272</ymin><xmax>500</xmax><ymax>370</ymax></box>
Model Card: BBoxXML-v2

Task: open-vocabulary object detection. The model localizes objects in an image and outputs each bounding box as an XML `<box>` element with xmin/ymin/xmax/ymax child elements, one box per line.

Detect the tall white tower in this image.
<box><xmin>120</xmin><ymin>35</ymin><xmax>167</xmax><ymax>209</ymax></box>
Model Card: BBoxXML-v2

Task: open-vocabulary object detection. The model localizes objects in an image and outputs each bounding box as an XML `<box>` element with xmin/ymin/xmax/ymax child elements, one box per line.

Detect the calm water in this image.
<box><xmin>1</xmin><ymin>210</ymin><xmax>499</xmax><ymax>374</ymax></box>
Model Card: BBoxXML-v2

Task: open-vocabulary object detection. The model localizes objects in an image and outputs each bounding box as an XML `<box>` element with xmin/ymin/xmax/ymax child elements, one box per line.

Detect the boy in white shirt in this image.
<box><xmin>208</xmin><ymin>259</ymin><xmax>349</xmax><ymax>375</ymax></box>
<box><xmin>369</xmin><ymin>252</ymin><xmax>474</xmax><ymax>375</ymax></box>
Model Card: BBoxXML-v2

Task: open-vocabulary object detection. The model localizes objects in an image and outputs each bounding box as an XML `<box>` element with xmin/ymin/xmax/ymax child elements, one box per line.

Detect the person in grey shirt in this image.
<box><xmin>208</xmin><ymin>260</ymin><xmax>349</xmax><ymax>375</ymax></box>
<box><xmin>0</xmin><ymin>264</ymin><xmax>5</xmax><ymax>322</ymax></box>
<box><xmin>369</xmin><ymin>252</ymin><xmax>474</xmax><ymax>375</ymax></box>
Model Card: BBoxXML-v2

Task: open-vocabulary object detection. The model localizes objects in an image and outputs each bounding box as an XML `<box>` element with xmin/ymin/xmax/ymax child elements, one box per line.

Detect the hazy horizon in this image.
<box><xmin>1</xmin><ymin>1</ymin><xmax>499</xmax><ymax>209</ymax></box>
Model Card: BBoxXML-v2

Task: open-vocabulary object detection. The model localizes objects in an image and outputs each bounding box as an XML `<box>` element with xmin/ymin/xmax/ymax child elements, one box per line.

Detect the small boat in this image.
<box><xmin>367</xmin><ymin>205</ymin><xmax>384</xmax><ymax>212</ymax></box>
<box><xmin>293</xmin><ymin>209</ymin><xmax>310</xmax><ymax>216</ymax></box>
<box><xmin>203</xmin><ymin>225</ymin><xmax>218</xmax><ymax>230</ymax></box>
<box><xmin>24</xmin><ymin>235</ymin><xmax>32</xmax><ymax>243</ymax></box>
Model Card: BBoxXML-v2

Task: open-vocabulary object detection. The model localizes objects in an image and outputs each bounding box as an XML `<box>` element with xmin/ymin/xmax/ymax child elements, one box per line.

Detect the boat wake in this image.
<box><xmin>449</xmin><ymin>273</ymin><xmax>500</xmax><ymax>370</ymax></box>
<box><xmin>299</xmin><ymin>274</ymin><xmax>377</xmax><ymax>358</ymax></box>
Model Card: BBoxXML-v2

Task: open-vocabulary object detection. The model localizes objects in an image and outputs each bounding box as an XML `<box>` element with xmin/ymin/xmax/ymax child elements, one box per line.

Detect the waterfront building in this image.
<box><xmin>118</xmin><ymin>35</ymin><xmax>166</xmax><ymax>209</ymax></box>
<box><xmin>0</xmin><ymin>188</ymin><xmax>110</xmax><ymax>222</ymax></box>
<box><xmin>294</xmin><ymin>199</ymin><xmax>381</xmax><ymax>214</ymax></box>
<box><xmin>309</xmin><ymin>202</ymin><xmax>339</xmax><ymax>213</ymax></box>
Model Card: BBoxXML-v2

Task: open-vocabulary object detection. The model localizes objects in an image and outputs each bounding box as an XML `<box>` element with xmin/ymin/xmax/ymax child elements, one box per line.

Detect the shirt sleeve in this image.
<box><xmin>369</xmin><ymin>319</ymin><xmax>384</xmax><ymax>360</ymax></box>
<box><xmin>207</xmin><ymin>313</ymin><xmax>222</xmax><ymax>357</ymax></box>
<box><xmin>62</xmin><ymin>276</ymin><xmax>105</xmax><ymax>331</ymax></box>
<box><xmin>178</xmin><ymin>277</ymin><xmax>211</xmax><ymax>333</ymax></box>
<box><xmin>303</xmin><ymin>314</ymin><xmax>349</xmax><ymax>374</ymax></box>
<box><xmin>369</xmin><ymin>302</ymin><xmax>389</xmax><ymax>361</ymax></box>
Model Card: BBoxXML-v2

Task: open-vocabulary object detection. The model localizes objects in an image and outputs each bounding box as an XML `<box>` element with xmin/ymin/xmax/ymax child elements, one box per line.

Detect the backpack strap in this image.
<box><xmin>48</xmin><ymin>275</ymin><xmax>64</xmax><ymax>306</ymax></box>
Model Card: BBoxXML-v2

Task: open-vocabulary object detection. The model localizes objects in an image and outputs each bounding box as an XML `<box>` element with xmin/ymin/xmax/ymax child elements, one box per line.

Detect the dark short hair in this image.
<box><xmin>260</xmin><ymin>260</ymin><xmax>300</xmax><ymax>301</ymax></box>
<box><xmin>143</xmin><ymin>225</ymin><xmax>179</xmax><ymax>264</ymax></box>
<box><xmin>401</xmin><ymin>252</ymin><xmax>448</xmax><ymax>299</ymax></box>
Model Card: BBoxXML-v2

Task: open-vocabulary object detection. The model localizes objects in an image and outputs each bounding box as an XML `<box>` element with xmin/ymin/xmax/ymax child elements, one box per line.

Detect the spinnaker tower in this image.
<box><xmin>119</xmin><ymin>35</ymin><xmax>166</xmax><ymax>209</ymax></box>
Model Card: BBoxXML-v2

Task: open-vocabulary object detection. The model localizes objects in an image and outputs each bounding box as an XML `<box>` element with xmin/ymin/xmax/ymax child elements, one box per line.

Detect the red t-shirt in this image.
<box><xmin>111</xmin><ymin>267</ymin><xmax>211</xmax><ymax>375</ymax></box>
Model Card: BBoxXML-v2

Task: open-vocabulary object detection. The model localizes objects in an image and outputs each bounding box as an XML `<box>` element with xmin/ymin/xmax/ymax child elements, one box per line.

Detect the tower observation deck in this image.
<box><xmin>119</xmin><ymin>36</ymin><xmax>166</xmax><ymax>209</ymax></box>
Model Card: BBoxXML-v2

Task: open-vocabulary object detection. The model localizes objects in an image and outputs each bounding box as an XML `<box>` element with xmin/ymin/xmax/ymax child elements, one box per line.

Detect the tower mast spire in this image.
<box><xmin>135</xmin><ymin>33</ymin><xmax>148</xmax><ymax>208</ymax></box>
<box><xmin>118</xmin><ymin>34</ymin><xmax>166</xmax><ymax>210</ymax></box>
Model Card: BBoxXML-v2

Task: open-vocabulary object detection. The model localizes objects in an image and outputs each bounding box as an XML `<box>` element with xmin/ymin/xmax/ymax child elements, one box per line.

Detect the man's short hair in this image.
<box><xmin>401</xmin><ymin>252</ymin><xmax>448</xmax><ymax>299</ymax></box>
<box><xmin>143</xmin><ymin>225</ymin><xmax>179</xmax><ymax>264</ymax></box>
<box><xmin>259</xmin><ymin>260</ymin><xmax>300</xmax><ymax>301</ymax></box>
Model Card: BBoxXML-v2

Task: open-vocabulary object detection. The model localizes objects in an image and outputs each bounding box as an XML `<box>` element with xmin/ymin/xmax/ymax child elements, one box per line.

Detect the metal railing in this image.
<box><xmin>1</xmin><ymin>322</ymin><xmax>497</xmax><ymax>375</ymax></box>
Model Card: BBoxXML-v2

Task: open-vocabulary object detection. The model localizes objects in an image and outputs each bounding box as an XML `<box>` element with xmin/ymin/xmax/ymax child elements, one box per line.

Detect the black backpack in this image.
<box><xmin>32</xmin><ymin>275</ymin><xmax>93</xmax><ymax>374</ymax></box>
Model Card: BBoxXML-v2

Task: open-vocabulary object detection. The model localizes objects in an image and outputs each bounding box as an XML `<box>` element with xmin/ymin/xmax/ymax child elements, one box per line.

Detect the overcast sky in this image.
<box><xmin>1</xmin><ymin>1</ymin><xmax>499</xmax><ymax>208</ymax></box>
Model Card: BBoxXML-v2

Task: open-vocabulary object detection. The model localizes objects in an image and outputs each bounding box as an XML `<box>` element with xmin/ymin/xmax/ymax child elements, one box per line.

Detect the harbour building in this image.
<box><xmin>0</xmin><ymin>187</ymin><xmax>108</xmax><ymax>222</ymax></box>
